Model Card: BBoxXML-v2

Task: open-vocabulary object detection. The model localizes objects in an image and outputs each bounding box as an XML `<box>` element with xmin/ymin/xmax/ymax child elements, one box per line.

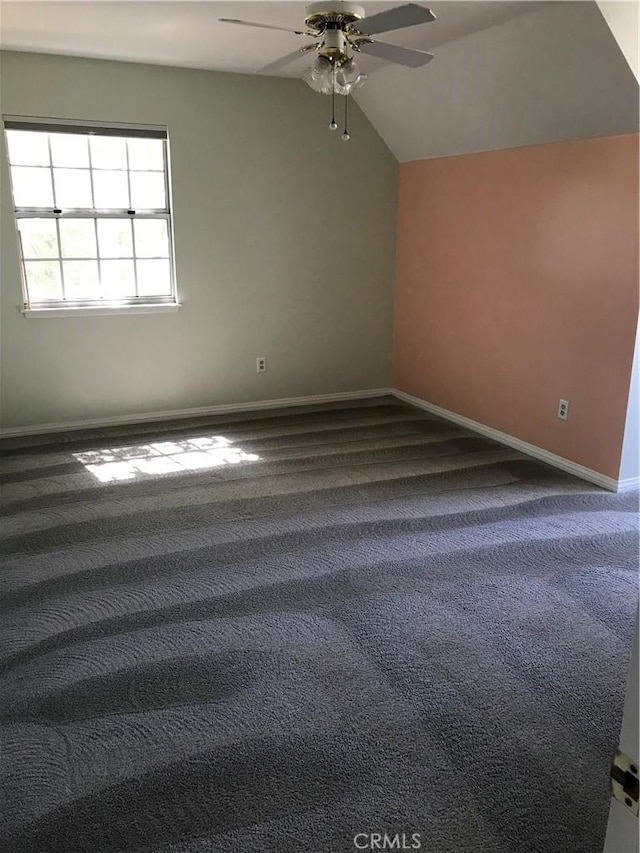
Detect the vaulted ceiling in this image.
<box><xmin>355</xmin><ymin>1</ymin><xmax>639</xmax><ymax>160</ymax></box>
<box><xmin>1</xmin><ymin>1</ymin><xmax>637</xmax><ymax>162</ymax></box>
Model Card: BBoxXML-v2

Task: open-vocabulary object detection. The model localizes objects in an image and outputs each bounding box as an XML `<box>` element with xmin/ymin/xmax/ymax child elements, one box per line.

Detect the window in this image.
<box><xmin>4</xmin><ymin>119</ymin><xmax>177</xmax><ymax>313</ymax></box>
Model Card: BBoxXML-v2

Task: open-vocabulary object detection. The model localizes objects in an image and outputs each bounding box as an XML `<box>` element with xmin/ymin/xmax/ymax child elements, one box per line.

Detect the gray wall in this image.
<box><xmin>0</xmin><ymin>51</ymin><xmax>397</xmax><ymax>430</ymax></box>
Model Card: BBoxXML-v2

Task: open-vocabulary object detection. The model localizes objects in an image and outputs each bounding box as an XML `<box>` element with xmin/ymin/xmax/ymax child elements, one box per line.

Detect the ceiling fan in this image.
<box><xmin>220</xmin><ymin>2</ymin><xmax>436</xmax><ymax>139</ymax></box>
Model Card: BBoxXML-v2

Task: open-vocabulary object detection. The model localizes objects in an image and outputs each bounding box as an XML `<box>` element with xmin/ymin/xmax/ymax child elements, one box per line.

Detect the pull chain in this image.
<box><xmin>342</xmin><ymin>91</ymin><xmax>350</xmax><ymax>141</ymax></box>
<box><xmin>329</xmin><ymin>66</ymin><xmax>337</xmax><ymax>130</ymax></box>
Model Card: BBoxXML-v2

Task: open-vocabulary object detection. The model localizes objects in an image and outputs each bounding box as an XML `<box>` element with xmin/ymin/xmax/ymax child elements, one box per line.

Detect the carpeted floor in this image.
<box><xmin>0</xmin><ymin>397</ymin><xmax>638</xmax><ymax>853</ymax></box>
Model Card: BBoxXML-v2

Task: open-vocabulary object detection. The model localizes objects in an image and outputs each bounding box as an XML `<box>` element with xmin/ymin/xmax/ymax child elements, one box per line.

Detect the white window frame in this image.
<box><xmin>4</xmin><ymin>117</ymin><xmax>179</xmax><ymax>316</ymax></box>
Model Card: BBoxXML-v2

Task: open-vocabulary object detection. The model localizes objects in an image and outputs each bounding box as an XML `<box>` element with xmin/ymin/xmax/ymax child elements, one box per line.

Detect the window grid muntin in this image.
<box><xmin>6</xmin><ymin>134</ymin><xmax>171</xmax><ymax>208</ymax></box>
<box><xmin>124</xmin><ymin>142</ymin><xmax>139</xmax><ymax>297</ymax></box>
<box><xmin>87</xmin><ymin>139</ymin><xmax>104</xmax><ymax>298</ymax></box>
<box><xmin>16</xmin><ymin>212</ymin><xmax>173</xmax><ymax>306</ymax></box>
<box><xmin>6</xmin><ymin>127</ymin><xmax>174</xmax><ymax>308</ymax></box>
<box><xmin>45</xmin><ymin>133</ymin><xmax>66</xmax><ymax>300</ymax></box>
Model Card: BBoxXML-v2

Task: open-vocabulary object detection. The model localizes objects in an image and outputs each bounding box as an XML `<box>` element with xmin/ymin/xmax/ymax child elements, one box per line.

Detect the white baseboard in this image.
<box><xmin>0</xmin><ymin>388</ymin><xmax>392</xmax><ymax>440</ymax></box>
<box><xmin>3</xmin><ymin>387</ymin><xmax>635</xmax><ymax>495</ymax></box>
<box><xmin>392</xmin><ymin>389</ymin><xmax>620</xmax><ymax>492</ymax></box>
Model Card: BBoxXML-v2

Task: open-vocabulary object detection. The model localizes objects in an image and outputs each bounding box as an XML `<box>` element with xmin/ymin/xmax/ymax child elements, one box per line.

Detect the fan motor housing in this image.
<box><xmin>305</xmin><ymin>2</ymin><xmax>366</xmax><ymax>30</ymax></box>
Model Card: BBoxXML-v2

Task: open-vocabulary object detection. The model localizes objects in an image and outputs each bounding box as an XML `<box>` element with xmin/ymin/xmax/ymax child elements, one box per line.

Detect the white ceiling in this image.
<box><xmin>0</xmin><ymin>2</ymin><xmax>544</xmax><ymax>75</ymax></box>
<box><xmin>1</xmin><ymin>1</ymin><xmax>637</xmax><ymax>162</ymax></box>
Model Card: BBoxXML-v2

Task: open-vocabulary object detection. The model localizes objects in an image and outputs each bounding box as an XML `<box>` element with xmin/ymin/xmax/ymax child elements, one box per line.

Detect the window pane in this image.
<box><xmin>53</xmin><ymin>168</ymin><xmax>93</xmax><ymax>208</ymax></box>
<box><xmin>59</xmin><ymin>219</ymin><xmax>97</xmax><ymax>258</ymax></box>
<box><xmin>17</xmin><ymin>219</ymin><xmax>59</xmax><ymax>259</ymax></box>
<box><xmin>97</xmin><ymin>219</ymin><xmax>133</xmax><ymax>257</ymax></box>
<box><xmin>6</xmin><ymin>131</ymin><xmax>50</xmax><ymax>166</ymax></box>
<box><xmin>93</xmin><ymin>171</ymin><xmax>130</xmax><ymax>209</ymax></box>
<box><xmin>50</xmin><ymin>133</ymin><xmax>89</xmax><ymax>168</ymax></box>
<box><xmin>90</xmin><ymin>136</ymin><xmax>127</xmax><ymax>169</ymax></box>
<box><xmin>63</xmin><ymin>260</ymin><xmax>100</xmax><ymax>299</ymax></box>
<box><xmin>24</xmin><ymin>260</ymin><xmax>63</xmax><ymax>301</ymax></box>
<box><xmin>130</xmin><ymin>172</ymin><xmax>166</xmax><ymax>209</ymax></box>
<box><xmin>101</xmin><ymin>259</ymin><xmax>136</xmax><ymax>298</ymax></box>
<box><xmin>136</xmin><ymin>259</ymin><xmax>171</xmax><ymax>296</ymax></box>
<box><xmin>134</xmin><ymin>219</ymin><xmax>169</xmax><ymax>257</ymax></box>
<box><xmin>127</xmin><ymin>138</ymin><xmax>164</xmax><ymax>170</ymax></box>
<box><xmin>10</xmin><ymin>166</ymin><xmax>54</xmax><ymax>207</ymax></box>
<box><xmin>9</xmin><ymin>127</ymin><xmax>173</xmax><ymax>308</ymax></box>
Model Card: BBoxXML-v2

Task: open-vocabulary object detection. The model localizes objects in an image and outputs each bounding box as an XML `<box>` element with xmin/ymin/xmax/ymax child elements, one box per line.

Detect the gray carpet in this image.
<box><xmin>0</xmin><ymin>397</ymin><xmax>638</xmax><ymax>853</ymax></box>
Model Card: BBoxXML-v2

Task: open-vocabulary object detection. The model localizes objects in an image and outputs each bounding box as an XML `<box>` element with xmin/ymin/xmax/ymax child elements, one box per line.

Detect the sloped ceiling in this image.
<box><xmin>355</xmin><ymin>1</ymin><xmax>639</xmax><ymax>161</ymax></box>
<box><xmin>1</xmin><ymin>1</ymin><xmax>637</xmax><ymax>162</ymax></box>
<box><xmin>597</xmin><ymin>1</ymin><xmax>639</xmax><ymax>81</ymax></box>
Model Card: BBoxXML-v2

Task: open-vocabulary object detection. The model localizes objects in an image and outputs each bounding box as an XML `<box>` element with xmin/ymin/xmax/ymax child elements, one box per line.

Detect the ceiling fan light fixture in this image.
<box><xmin>224</xmin><ymin>3</ymin><xmax>437</xmax><ymax>137</ymax></box>
<box><xmin>334</xmin><ymin>59</ymin><xmax>367</xmax><ymax>95</ymax></box>
<box><xmin>304</xmin><ymin>72</ymin><xmax>334</xmax><ymax>95</ymax></box>
<box><xmin>303</xmin><ymin>54</ymin><xmax>334</xmax><ymax>93</ymax></box>
<box><xmin>311</xmin><ymin>54</ymin><xmax>332</xmax><ymax>76</ymax></box>
<box><xmin>335</xmin><ymin>58</ymin><xmax>360</xmax><ymax>86</ymax></box>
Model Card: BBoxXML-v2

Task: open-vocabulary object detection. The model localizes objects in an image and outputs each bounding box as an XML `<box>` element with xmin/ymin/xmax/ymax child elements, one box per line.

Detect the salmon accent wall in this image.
<box><xmin>393</xmin><ymin>133</ymin><xmax>639</xmax><ymax>479</ymax></box>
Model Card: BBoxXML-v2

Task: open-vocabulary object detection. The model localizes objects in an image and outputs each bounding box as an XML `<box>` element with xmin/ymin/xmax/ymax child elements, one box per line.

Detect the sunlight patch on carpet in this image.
<box><xmin>74</xmin><ymin>435</ymin><xmax>260</xmax><ymax>482</ymax></box>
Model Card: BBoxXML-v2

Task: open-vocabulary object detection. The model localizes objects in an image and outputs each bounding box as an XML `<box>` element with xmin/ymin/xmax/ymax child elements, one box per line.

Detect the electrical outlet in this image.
<box><xmin>256</xmin><ymin>356</ymin><xmax>267</xmax><ymax>374</ymax></box>
<box><xmin>557</xmin><ymin>399</ymin><xmax>569</xmax><ymax>421</ymax></box>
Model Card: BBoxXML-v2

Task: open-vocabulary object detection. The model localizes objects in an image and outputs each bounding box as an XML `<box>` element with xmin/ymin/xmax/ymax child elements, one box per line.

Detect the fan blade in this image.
<box><xmin>259</xmin><ymin>45</ymin><xmax>318</xmax><ymax>75</ymax></box>
<box><xmin>219</xmin><ymin>18</ymin><xmax>310</xmax><ymax>36</ymax></box>
<box><xmin>354</xmin><ymin>3</ymin><xmax>435</xmax><ymax>36</ymax></box>
<box><xmin>357</xmin><ymin>40</ymin><xmax>434</xmax><ymax>67</ymax></box>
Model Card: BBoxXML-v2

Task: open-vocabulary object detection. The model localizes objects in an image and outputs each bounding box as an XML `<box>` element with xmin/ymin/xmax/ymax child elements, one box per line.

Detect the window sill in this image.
<box><xmin>22</xmin><ymin>303</ymin><xmax>180</xmax><ymax>318</ymax></box>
